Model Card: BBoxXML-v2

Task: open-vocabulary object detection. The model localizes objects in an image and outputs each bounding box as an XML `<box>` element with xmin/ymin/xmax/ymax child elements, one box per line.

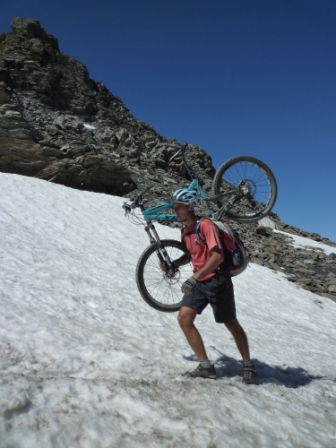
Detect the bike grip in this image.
<box><xmin>140</xmin><ymin>186</ymin><xmax>151</xmax><ymax>196</ymax></box>
<box><xmin>168</xmin><ymin>143</ymin><xmax>188</xmax><ymax>164</ymax></box>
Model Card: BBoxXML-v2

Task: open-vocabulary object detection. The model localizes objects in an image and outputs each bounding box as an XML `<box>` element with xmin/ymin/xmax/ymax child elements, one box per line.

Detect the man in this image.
<box><xmin>170</xmin><ymin>188</ymin><xmax>256</xmax><ymax>384</ymax></box>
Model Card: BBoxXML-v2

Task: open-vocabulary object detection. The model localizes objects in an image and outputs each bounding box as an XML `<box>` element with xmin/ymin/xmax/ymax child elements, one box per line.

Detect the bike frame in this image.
<box><xmin>141</xmin><ymin>179</ymin><xmax>216</xmax><ymax>224</ymax></box>
<box><xmin>139</xmin><ymin>179</ymin><xmax>222</xmax><ymax>268</ymax></box>
<box><xmin>127</xmin><ymin>144</ymin><xmax>241</xmax><ymax>263</ymax></box>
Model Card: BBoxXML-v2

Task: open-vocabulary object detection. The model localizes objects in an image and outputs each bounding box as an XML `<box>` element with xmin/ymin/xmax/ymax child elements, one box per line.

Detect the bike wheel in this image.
<box><xmin>212</xmin><ymin>156</ymin><xmax>278</xmax><ymax>223</ymax></box>
<box><xmin>136</xmin><ymin>239</ymin><xmax>193</xmax><ymax>313</ymax></box>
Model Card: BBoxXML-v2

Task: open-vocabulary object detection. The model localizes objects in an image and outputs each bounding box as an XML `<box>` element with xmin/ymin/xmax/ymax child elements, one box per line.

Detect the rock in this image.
<box><xmin>293</xmin><ymin>268</ymin><xmax>316</xmax><ymax>276</ymax></box>
<box><xmin>258</xmin><ymin>217</ymin><xmax>278</xmax><ymax>229</ymax></box>
<box><xmin>0</xmin><ymin>155</ymin><xmax>11</xmax><ymax>165</ymax></box>
<box><xmin>116</xmin><ymin>128</ymin><xmax>129</xmax><ymax>144</ymax></box>
<box><xmin>266</xmin><ymin>261</ymin><xmax>282</xmax><ymax>271</ymax></box>
<box><xmin>11</xmin><ymin>18</ymin><xmax>43</xmax><ymax>38</ymax></box>
<box><xmin>321</xmin><ymin>293</ymin><xmax>336</xmax><ymax>302</ymax></box>
<box><xmin>256</xmin><ymin>227</ymin><xmax>270</xmax><ymax>236</ymax></box>
<box><xmin>155</xmin><ymin>158</ymin><xmax>167</xmax><ymax>169</ymax></box>
<box><xmin>288</xmin><ymin>277</ymin><xmax>297</xmax><ymax>282</ymax></box>
<box><xmin>326</xmin><ymin>278</ymin><xmax>336</xmax><ymax>286</ymax></box>
<box><xmin>296</xmin><ymin>278</ymin><xmax>312</xmax><ymax>286</ymax></box>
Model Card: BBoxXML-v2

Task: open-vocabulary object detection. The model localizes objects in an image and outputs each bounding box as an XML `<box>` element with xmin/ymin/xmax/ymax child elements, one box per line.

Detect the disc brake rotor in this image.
<box><xmin>164</xmin><ymin>270</ymin><xmax>181</xmax><ymax>285</ymax></box>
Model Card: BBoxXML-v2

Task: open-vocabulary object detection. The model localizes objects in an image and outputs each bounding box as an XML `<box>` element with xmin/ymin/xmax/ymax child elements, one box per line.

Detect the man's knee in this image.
<box><xmin>225</xmin><ymin>318</ymin><xmax>244</xmax><ymax>335</ymax></box>
<box><xmin>178</xmin><ymin>306</ymin><xmax>197</xmax><ymax>329</ymax></box>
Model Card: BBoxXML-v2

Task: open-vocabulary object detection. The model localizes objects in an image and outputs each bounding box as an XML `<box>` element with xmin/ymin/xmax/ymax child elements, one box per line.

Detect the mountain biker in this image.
<box><xmin>169</xmin><ymin>188</ymin><xmax>256</xmax><ymax>384</ymax></box>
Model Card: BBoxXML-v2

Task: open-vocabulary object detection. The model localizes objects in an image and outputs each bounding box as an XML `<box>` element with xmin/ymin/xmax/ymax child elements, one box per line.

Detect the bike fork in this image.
<box><xmin>144</xmin><ymin>223</ymin><xmax>176</xmax><ymax>274</ymax></box>
<box><xmin>215</xmin><ymin>193</ymin><xmax>243</xmax><ymax>221</ymax></box>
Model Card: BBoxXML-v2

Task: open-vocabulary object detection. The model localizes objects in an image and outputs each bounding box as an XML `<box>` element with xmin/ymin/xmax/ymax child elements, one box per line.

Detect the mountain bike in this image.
<box><xmin>122</xmin><ymin>143</ymin><xmax>277</xmax><ymax>313</ymax></box>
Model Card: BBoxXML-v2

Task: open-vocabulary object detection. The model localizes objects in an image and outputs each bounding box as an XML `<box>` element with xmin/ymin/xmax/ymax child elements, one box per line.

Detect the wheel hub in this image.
<box><xmin>238</xmin><ymin>179</ymin><xmax>256</xmax><ymax>196</ymax></box>
<box><xmin>164</xmin><ymin>269</ymin><xmax>181</xmax><ymax>284</ymax></box>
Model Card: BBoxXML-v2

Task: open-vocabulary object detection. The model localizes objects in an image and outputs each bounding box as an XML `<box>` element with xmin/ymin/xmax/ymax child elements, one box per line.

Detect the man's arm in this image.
<box><xmin>159</xmin><ymin>253</ymin><xmax>190</xmax><ymax>271</ymax></box>
<box><xmin>192</xmin><ymin>247</ymin><xmax>224</xmax><ymax>281</ymax></box>
<box><xmin>173</xmin><ymin>253</ymin><xmax>190</xmax><ymax>267</ymax></box>
<box><xmin>181</xmin><ymin>247</ymin><xmax>223</xmax><ymax>294</ymax></box>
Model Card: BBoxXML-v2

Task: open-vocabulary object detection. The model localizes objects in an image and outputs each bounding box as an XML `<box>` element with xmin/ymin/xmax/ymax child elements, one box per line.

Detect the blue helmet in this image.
<box><xmin>171</xmin><ymin>188</ymin><xmax>198</xmax><ymax>205</ymax></box>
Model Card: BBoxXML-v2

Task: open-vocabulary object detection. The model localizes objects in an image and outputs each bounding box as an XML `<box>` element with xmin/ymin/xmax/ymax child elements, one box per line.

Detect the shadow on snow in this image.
<box><xmin>183</xmin><ymin>348</ymin><xmax>331</xmax><ymax>388</ymax></box>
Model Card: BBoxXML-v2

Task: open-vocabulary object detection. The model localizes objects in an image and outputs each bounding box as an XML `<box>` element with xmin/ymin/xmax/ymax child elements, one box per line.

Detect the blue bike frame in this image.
<box><xmin>141</xmin><ymin>179</ymin><xmax>216</xmax><ymax>224</ymax></box>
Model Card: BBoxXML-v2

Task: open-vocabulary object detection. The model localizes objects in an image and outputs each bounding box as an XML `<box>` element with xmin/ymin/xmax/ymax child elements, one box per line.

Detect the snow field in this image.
<box><xmin>0</xmin><ymin>173</ymin><xmax>335</xmax><ymax>447</ymax></box>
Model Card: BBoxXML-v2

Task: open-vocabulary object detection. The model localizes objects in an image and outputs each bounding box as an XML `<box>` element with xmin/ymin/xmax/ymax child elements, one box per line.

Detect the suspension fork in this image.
<box><xmin>215</xmin><ymin>192</ymin><xmax>243</xmax><ymax>221</ymax></box>
<box><xmin>144</xmin><ymin>223</ymin><xmax>176</xmax><ymax>273</ymax></box>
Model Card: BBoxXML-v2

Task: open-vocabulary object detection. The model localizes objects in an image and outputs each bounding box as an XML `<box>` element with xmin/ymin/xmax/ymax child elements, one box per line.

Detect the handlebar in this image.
<box><xmin>122</xmin><ymin>186</ymin><xmax>151</xmax><ymax>214</ymax></box>
<box><xmin>168</xmin><ymin>142</ymin><xmax>197</xmax><ymax>180</ymax></box>
<box><xmin>168</xmin><ymin>142</ymin><xmax>188</xmax><ymax>164</ymax></box>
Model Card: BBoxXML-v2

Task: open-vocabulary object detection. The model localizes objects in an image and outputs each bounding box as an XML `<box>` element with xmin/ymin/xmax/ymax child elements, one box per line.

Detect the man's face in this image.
<box><xmin>173</xmin><ymin>203</ymin><xmax>193</xmax><ymax>221</ymax></box>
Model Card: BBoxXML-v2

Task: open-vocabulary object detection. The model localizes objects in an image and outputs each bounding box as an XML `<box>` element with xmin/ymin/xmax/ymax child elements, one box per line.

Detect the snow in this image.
<box><xmin>275</xmin><ymin>230</ymin><xmax>336</xmax><ymax>256</ymax></box>
<box><xmin>83</xmin><ymin>123</ymin><xmax>96</xmax><ymax>130</ymax></box>
<box><xmin>0</xmin><ymin>172</ymin><xmax>335</xmax><ymax>448</ymax></box>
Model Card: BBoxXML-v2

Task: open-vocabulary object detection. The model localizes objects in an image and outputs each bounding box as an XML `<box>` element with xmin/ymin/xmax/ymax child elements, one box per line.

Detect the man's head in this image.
<box><xmin>171</xmin><ymin>188</ymin><xmax>198</xmax><ymax>222</ymax></box>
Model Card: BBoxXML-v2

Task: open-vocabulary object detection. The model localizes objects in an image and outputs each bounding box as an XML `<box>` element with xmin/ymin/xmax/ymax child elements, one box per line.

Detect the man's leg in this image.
<box><xmin>225</xmin><ymin>318</ymin><xmax>256</xmax><ymax>383</ymax></box>
<box><xmin>178</xmin><ymin>306</ymin><xmax>216</xmax><ymax>379</ymax></box>
<box><xmin>224</xmin><ymin>318</ymin><xmax>250</xmax><ymax>361</ymax></box>
<box><xmin>178</xmin><ymin>306</ymin><xmax>208</xmax><ymax>361</ymax></box>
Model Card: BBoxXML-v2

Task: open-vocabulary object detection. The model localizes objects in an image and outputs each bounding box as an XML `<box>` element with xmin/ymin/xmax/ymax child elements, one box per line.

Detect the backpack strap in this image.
<box><xmin>184</xmin><ymin>216</ymin><xmax>218</xmax><ymax>245</ymax></box>
<box><xmin>194</xmin><ymin>217</ymin><xmax>209</xmax><ymax>244</ymax></box>
<box><xmin>195</xmin><ymin>217</ymin><xmax>224</xmax><ymax>245</ymax></box>
<box><xmin>195</xmin><ymin>218</ymin><xmax>230</xmax><ymax>273</ymax></box>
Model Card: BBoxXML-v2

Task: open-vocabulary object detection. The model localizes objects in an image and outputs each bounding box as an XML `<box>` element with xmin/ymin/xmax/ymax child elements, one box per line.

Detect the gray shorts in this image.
<box><xmin>181</xmin><ymin>273</ymin><xmax>236</xmax><ymax>323</ymax></box>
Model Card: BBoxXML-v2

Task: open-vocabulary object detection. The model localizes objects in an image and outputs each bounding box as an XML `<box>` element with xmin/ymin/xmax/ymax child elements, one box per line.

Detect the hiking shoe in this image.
<box><xmin>182</xmin><ymin>363</ymin><xmax>216</xmax><ymax>379</ymax></box>
<box><xmin>243</xmin><ymin>363</ymin><xmax>256</xmax><ymax>384</ymax></box>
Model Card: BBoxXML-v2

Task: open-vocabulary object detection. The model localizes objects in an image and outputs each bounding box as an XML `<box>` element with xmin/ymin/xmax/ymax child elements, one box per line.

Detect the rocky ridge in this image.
<box><xmin>0</xmin><ymin>18</ymin><xmax>335</xmax><ymax>302</ymax></box>
<box><xmin>0</xmin><ymin>18</ymin><xmax>214</xmax><ymax>198</ymax></box>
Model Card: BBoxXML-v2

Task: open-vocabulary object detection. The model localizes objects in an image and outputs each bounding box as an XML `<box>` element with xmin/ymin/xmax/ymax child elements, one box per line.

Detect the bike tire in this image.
<box><xmin>212</xmin><ymin>156</ymin><xmax>278</xmax><ymax>223</ymax></box>
<box><xmin>136</xmin><ymin>239</ymin><xmax>193</xmax><ymax>313</ymax></box>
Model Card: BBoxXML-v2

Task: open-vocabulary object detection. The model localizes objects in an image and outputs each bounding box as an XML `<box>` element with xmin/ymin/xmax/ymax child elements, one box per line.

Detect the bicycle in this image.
<box><xmin>122</xmin><ymin>143</ymin><xmax>277</xmax><ymax>313</ymax></box>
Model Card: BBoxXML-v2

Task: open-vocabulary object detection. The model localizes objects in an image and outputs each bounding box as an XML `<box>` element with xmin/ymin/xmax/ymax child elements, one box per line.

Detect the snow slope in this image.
<box><xmin>0</xmin><ymin>173</ymin><xmax>335</xmax><ymax>448</ymax></box>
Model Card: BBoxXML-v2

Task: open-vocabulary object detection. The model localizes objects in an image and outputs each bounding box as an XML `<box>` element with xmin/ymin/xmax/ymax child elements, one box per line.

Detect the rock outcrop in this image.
<box><xmin>0</xmin><ymin>18</ymin><xmax>335</xmax><ymax>302</ymax></box>
<box><xmin>236</xmin><ymin>220</ymin><xmax>336</xmax><ymax>301</ymax></box>
<box><xmin>0</xmin><ymin>18</ymin><xmax>214</xmax><ymax>196</ymax></box>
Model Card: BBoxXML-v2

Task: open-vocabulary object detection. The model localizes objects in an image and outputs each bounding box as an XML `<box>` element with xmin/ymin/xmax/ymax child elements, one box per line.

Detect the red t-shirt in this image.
<box><xmin>182</xmin><ymin>219</ymin><xmax>223</xmax><ymax>282</ymax></box>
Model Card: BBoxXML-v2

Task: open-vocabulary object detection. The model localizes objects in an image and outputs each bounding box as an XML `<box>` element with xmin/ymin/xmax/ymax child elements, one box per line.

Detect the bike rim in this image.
<box><xmin>219</xmin><ymin>160</ymin><xmax>273</xmax><ymax>219</ymax></box>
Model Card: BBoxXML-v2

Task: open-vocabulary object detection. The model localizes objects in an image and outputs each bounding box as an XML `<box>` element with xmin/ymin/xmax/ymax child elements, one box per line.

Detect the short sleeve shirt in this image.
<box><xmin>182</xmin><ymin>219</ymin><xmax>223</xmax><ymax>282</ymax></box>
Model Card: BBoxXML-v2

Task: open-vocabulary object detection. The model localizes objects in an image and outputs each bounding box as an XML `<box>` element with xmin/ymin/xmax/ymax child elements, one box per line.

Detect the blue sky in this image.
<box><xmin>1</xmin><ymin>0</ymin><xmax>335</xmax><ymax>241</ymax></box>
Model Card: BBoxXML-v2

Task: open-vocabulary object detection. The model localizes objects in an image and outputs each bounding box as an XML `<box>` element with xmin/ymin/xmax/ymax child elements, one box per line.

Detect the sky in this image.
<box><xmin>0</xmin><ymin>0</ymin><xmax>336</xmax><ymax>241</ymax></box>
<box><xmin>0</xmin><ymin>172</ymin><xmax>336</xmax><ymax>446</ymax></box>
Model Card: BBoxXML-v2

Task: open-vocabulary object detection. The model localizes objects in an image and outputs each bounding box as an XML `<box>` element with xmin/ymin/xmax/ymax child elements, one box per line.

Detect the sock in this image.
<box><xmin>200</xmin><ymin>360</ymin><xmax>212</xmax><ymax>369</ymax></box>
<box><xmin>243</xmin><ymin>360</ymin><xmax>255</xmax><ymax>368</ymax></box>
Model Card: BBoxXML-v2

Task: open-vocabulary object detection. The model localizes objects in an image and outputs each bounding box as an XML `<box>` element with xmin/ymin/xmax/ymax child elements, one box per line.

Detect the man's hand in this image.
<box><xmin>181</xmin><ymin>276</ymin><xmax>197</xmax><ymax>294</ymax></box>
<box><xmin>159</xmin><ymin>261</ymin><xmax>167</xmax><ymax>271</ymax></box>
<box><xmin>159</xmin><ymin>260</ymin><xmax>178</xmax><ymax>273</ymax></box>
